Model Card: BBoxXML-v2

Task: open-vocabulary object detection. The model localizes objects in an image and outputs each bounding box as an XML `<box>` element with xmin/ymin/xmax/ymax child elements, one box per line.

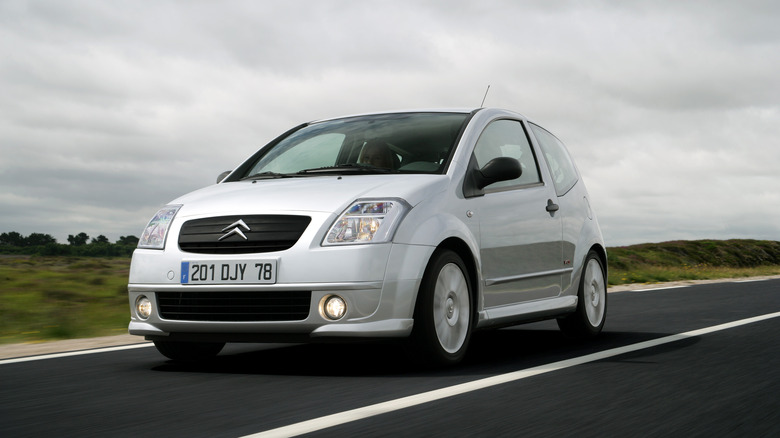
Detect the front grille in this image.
<box><xmin>157</xmin><ymin>291</ymin><xmax>312</xmax><ymax>322</ymax></box>
<box><xmin>179</xmin><ymin>215</ymin><xmax>311</xmax><ymax>254</ymax></box>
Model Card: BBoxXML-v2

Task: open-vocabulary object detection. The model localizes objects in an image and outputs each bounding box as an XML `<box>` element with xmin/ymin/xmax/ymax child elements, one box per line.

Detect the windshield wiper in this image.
<box><xmin>297</xmin><ymin>164</ymin><xmax>400</xmax><ymax>174</ymax></box>
<box><xmin>241</xmin><ymin>171</ymin><xmax>298</xmax><ymax>180</ymax></box>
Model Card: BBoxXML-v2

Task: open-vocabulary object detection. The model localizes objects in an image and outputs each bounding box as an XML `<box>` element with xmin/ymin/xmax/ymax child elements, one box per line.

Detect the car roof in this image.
<box><xmin>309</xmin><ymin>107</ymin><xmax>528</xmax><ymax>122</ymax></box>
<box><xmin>309</xmin><ymin>108</ymin><xmax>473</xmax><ymax>124</ymax></box>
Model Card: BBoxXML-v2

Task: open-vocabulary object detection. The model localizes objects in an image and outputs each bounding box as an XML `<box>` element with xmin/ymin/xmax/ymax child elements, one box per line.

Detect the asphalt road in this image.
<box><xmin>1</xmin><ymin>279</ymin><xmax>779</xmax><ymax>437</ymax></box>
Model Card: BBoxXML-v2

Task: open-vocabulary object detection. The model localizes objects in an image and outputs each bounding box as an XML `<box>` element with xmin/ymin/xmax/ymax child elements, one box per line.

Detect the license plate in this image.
<box><xmin>181</xmin><ymin>260</ymin><xmax>277</xmax><ymax>284</ymax></box>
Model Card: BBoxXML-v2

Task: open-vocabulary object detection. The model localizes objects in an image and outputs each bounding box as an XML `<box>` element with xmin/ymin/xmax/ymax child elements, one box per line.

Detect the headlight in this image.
<box><xmin>323</xmin><ymin>199</ymin><xmax>410</xmax><ymax>245</ymax></box>
<box><xmin>137</xmin><ymin>205</ymin><xmax>181</xmax><ymax>249</ymax></box>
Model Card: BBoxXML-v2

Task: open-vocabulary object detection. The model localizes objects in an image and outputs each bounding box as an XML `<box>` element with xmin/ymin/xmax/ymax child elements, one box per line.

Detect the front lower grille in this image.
<box><xmin>178</xmin><ymin>215</ymin><xmax>311</xmax><ymax>254</ymax></box>
<box><xmin>157</xmin><ymin>291</ymin><xmax>312</xmax><ymax>322</ymax></box>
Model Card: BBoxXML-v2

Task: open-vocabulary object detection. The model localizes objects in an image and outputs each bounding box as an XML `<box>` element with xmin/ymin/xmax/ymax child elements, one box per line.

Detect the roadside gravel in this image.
<box><xmin>3</xmin><ymin>274</ymin><xmax>779</xmax><ymax>360</ymax></box>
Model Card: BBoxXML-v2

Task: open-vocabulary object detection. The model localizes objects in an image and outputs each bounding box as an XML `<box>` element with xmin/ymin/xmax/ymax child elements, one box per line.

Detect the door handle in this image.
<box><xmin>546</xmin><ymin>199</ymin><xmax>559</xmax><ymax>212</ymax></box>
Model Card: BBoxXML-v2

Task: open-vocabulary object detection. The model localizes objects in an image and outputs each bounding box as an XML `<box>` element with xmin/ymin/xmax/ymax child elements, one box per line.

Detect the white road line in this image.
<box><xmin>626</xmin><ymin>285</ymin><xmax>690</xmax><ymax>292</ymax></box>
<box><xmin>244</xmin><ymin>311</ymin><xmax>780</xmax><ymax>438</ymax></box>
<box><xmin>0</xmin><ymin>343</ymin><xmax>154</xmax><ymax>365</ymax></box>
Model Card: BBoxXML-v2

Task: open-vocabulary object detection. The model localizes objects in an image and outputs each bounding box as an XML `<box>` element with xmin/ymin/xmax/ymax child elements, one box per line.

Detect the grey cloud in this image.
<box><xmin>1</xmin><ymin>0</ymin><xmax>779</xmax><ymax>245</ymax></box>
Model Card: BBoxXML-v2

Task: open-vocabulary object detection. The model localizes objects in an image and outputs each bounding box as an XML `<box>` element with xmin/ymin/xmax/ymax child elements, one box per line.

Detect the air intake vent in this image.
<box><xmin>178</xmin><ymin>215</ymin><xmax>311</xmax><ymax>254</ymax></box>
<box><xmin>157</xmin><ymin>291</ymin><xmax>311</xmax><ymax>322</ymax></box>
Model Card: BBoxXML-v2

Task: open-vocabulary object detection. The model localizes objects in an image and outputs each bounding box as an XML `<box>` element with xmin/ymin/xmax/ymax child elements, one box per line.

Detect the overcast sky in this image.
<box><xmin>1</xmin><ymin>0</ymin><xmax>778</xmax><ymax>246</ymax></box>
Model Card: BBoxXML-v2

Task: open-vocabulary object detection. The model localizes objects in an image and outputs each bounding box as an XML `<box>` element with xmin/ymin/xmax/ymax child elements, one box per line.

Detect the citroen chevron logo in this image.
<box><xmin>219</xmin><ymin>219</ymin><xmax>251</xmax><ymax>241</ymax></box>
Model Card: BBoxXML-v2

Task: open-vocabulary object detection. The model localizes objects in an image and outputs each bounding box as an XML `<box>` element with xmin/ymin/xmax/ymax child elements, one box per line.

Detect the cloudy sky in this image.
<box><xmin>1</xmin><ymin>0</ymin><xmax>778</xmax><ymax>246</ymax></box>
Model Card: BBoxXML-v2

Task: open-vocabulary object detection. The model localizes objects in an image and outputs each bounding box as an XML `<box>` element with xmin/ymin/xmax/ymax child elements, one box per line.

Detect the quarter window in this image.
<box><xmin>472</xmin><ymin>119</ymin><xmax>541</xmax><ymax>190</ymax></box>
<box><xmin>530</xmin><ymin>124</ymin><xmax>578</xmax><ymax>195</ymax></box>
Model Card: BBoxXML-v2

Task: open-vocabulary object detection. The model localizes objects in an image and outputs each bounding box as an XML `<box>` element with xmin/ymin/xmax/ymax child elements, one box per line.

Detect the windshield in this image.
<box><xmin>241</xmin><ymin>112</ymin><xmax>470</xmax><ymax>177</ymax></box>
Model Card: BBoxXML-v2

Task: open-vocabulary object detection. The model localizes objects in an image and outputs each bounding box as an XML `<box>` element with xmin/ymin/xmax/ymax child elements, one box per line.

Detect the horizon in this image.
<box><xmin>2</xmin><ymin>228</ymin><xmax>778</xmax><ymax>250</ymax></box>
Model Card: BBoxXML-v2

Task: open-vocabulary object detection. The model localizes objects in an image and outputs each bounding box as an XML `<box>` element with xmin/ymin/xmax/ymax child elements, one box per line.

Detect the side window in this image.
<box><xmin>473</xmin><ymin>119</ymin><xmax>541</xmax><ymax>190</ymax></box>
<box><xmin>529</xmin><ymin>124</ymin><xmax>578</xmax><ymax>195</ymax></box>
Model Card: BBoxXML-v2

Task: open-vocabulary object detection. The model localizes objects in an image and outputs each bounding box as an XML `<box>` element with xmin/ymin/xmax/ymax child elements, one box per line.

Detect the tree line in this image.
<box><xmin>0</xmin><ymin>231</ymin><xmax>140</xmax><ymax>257</ymax></box>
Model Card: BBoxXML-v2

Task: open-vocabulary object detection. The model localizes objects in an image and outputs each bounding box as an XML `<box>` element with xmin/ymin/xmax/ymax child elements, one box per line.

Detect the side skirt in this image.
<box><xmin>475</xmin><ymin>296</ymin><xmax>578</xmax><ymax>329</ymax></box>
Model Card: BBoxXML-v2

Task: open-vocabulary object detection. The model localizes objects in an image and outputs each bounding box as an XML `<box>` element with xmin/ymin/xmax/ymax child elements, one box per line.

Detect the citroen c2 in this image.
<box><xmin>128</xmin><ymin>108</ymin><xmax>607</xmax><ymax>365</ymax></box>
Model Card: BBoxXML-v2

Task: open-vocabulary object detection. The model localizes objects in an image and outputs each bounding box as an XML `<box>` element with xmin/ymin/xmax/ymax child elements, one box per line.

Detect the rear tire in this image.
<box><xmin>557</xmin><ymin>250</ymin><xmax>607</xmax><ymax>338</ymax></box>
<box><xmin>411</xmin><ymin>249</ymin><xmax>473</xmax><ymax>366</ymax></box>
<box><xmin>153</xmin><ymin>340</ymin><xmax>225</xmax><ymax>361</ymax></box>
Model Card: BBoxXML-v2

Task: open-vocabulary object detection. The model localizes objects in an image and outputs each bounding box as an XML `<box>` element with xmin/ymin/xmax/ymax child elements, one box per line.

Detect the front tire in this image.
<box><xmin>153</xmin><ymin>340</ymin><xmax>225</xmax><ymax>362</ymax></box>
<box><xmin>411</xmin><ymin>249</ymin><xmax>473</xmax><ymax>366</ymax></box>
<box><xmin>557</xmin><ymin>250</ymin><xmax>607</xmax><ymax>338</ymax></box>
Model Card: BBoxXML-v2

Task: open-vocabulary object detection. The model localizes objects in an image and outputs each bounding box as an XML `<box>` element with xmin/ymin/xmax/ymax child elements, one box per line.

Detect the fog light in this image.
<box><xmin>322</xmin><ymin>295</ymin><xmax>347</xmax><ymax>320</ymax></box>
<box><xmin>136</xmin><ymin>296</ymin><xmax>152</xmax><ymax>320</ymax></box>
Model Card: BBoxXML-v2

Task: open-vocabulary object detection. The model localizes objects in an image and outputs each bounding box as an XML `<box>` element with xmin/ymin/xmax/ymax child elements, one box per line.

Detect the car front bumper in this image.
<box><xmin>127</xmin><ymin>242</ymin><xmax>433</xmax><ymax>342</ymax></box>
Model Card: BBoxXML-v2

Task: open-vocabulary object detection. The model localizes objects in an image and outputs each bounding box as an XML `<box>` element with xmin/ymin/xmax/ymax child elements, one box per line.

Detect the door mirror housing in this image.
<box><xmin>473</xmin><ymin>157</ymin><xmax>522</xmax><ymax>190</ymax></box>
<box><xmin>216</xmin><ymin>170</ymin><xmax>232</xmax><ymax>184</ymax></box>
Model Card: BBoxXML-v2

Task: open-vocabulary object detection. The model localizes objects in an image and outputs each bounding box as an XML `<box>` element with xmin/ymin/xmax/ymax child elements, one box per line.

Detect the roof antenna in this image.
<box><xmin>480</xmin><ymin>85</ymin><xmax>491</xmax><ymax>107</ymax></box>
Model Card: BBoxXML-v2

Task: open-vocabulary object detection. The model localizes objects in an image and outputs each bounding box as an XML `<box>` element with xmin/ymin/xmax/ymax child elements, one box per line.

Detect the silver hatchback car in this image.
<box><xmin>129</xmin><ymin>108</ymin><xmax>607</xmax><ymax>365</ymax></box>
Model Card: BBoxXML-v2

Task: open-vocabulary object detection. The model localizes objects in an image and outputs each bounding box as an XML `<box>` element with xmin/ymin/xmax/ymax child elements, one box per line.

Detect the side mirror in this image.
<box><xmin>216</xmin><ymin>170</ymin><xmax>232</xmax><ymax>184</ymax></box>
<box><xmin>473</xmin><ymin>157</ymin><xmax>522</xmax><ymax>190</ymax></box>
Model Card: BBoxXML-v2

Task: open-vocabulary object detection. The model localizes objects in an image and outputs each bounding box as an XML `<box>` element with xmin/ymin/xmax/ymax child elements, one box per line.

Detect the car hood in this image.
<box><xmin>171</xmin><ymin>174</ymin><xmax>449</xmax><ymax>218</ymax></box>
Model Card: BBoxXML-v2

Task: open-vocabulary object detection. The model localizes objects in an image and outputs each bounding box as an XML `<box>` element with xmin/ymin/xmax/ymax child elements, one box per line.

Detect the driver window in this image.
<box><xmin>473</xmin><ymin>119</ymin><xmax>541</xmax><ymax>190</ymax></box>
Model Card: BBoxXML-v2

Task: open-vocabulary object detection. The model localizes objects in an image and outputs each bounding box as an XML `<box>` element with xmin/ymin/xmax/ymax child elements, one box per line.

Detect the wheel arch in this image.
<box><xmin>414</xmin><ymin>237</ymin><xmax>480</xmax><ymax>321</ymax></box>
<box><xmin>589</xmin><ymin>243</ymin><xmax>608</xmax><ymax>281</ymax></box>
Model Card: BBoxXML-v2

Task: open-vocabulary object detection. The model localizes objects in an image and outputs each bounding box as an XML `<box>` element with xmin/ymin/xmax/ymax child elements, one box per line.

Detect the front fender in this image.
<box><xmin>394</xmin><ymin>200</ymin><xmax>479</xmax><ymax>260</ymax></box>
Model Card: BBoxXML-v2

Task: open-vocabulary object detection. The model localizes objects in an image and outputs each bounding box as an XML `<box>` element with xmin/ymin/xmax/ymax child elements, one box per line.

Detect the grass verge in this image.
<box><xmin>607</xmin><ymin>239</ymin><xmax>780</xmax><ymax>285</ymax></box>
<box><xmin>0</xmin><ymin>256</ymin><xmax>130</xmax><ymax>344</ymax></box>
<box><xmin>608</xmin><ymin>265</ymin><xmax>780</xmax><ymax>285</ymax></box>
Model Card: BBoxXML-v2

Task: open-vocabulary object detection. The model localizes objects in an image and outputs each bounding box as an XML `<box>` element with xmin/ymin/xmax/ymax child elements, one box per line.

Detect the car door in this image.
<box><xmin>529</xmin><ymin>122</ymin><xmax>587</xmax><ymax>294</ymax></box>
<box><xmin>467</xmin><ymin>119</ymin><xmax>563</xmax><ymax>308</ymax></box>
